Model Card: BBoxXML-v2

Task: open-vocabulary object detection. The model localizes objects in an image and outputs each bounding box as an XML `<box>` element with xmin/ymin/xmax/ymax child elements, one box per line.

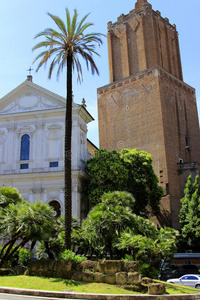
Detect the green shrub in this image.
<box><xmin>59</xmin><ymin>250</ymin><xmax>87</xmax><ymax>262</ymax></box>
<box><xmin>139</xmin><ymin>262</ymin><xmax>159</xmax><ymax>279</ymax></box>
<box><xmin>122</xmin><ymin>254</ymin><xmax>133</xmax><ymax>261</ymax></box>
<box><xmin>0</xmin><ymin>246</ymin><xmax>33</xmax><ymax>267</ymax></box>
<box><xmin>18</xmin><ymin>248</ymin><xmax>34</xmax><ymax>266</ymax></box>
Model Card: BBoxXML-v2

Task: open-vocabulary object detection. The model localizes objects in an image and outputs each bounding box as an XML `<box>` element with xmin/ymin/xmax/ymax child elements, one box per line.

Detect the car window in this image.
<box><xmin>188</xmin><ymin>276</ymin><xmax>198</xmax><ymax>280</ymax></box>
<box><xmin>181</xmin><ymin>276</ymin><xmax>188</xmax><ymax>280</ymax></box>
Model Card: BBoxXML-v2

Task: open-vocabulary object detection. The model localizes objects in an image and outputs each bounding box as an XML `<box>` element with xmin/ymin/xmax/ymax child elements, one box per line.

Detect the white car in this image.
<box><xmin>167</xmin><ymin>274</ymin><xmax>200</xmax><ymax>288</ymax></box>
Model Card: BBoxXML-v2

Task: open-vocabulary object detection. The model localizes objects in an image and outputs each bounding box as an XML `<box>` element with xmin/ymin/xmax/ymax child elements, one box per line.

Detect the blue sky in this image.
<box><xmin>0</xmin><ymin>0</ymin><xmax>199</xmax><ymax>147</ymax></box>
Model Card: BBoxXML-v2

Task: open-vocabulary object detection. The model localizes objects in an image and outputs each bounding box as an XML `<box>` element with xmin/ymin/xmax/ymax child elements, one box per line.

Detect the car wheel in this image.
<box><xmin>195</xmin><ymin>284</ymin><xmax>200</xmax><ymax>289</ymax></box>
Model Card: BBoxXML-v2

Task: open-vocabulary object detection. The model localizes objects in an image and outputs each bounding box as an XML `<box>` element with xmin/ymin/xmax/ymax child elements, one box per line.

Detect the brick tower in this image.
<box><xmin>97</xmin><ymin>0</ymin><xmax>200</xmax><ymax>228</ymax></box>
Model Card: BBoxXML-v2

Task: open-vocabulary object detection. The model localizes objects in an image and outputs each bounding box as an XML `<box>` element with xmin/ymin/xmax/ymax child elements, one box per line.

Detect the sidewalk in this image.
<box><xmin>0</xmin><ymin>286</ymin><xmax>200</xmax><ymax>300</ymax></box>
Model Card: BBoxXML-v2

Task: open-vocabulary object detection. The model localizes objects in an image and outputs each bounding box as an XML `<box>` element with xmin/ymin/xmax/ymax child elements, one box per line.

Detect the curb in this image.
<box><xmin>0</xmin><ymin>287</ymin><xmax>200</xmax><ymax>300</ymax></box>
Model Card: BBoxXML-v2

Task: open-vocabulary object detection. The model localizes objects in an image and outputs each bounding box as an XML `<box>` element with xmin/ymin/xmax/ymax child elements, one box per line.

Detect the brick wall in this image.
<box><xmin>98</xmin><ymin>66</ymin><xmax>200</xmax><ymax>228</ymax></box>
<box><xmin>107</xmin><ymin>2</ymin><xmax>182</xmax><ymax>83</ymax></box>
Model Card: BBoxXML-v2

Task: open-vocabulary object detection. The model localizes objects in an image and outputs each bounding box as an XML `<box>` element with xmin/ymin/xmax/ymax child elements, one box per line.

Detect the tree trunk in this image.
<box><xmin>6</xmin><ymin>238</ymin><xmax>29</xmax><ymax>262</ymax></box>
<box><xmin>44</xmin><ymin>241</ymin><xmax>55</xmax><ymax>260</ymax></box>
<box><xmin>0</xmin><ymin>239</ymin><xmax>17</xmax><ymax>268</ymax></box>
<box><xmin>29</xmin><ymin>241</ymin><xmax>36</xmax><ymax>251</ymax></box>
<box><xmin>65</xmin><ymin>51</ymin><xmax>73</xmax><ymax>250</ymax></box>
<box><xmin>0</xmin><ymin>231</ymin><xmax>24</xmax><ymax>257</ymax></box>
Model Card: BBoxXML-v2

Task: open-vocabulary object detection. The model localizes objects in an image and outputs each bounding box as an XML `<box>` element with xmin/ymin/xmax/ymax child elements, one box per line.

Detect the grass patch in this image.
<box><xmin>0</xmin><ymin>276</ymin><xmax>200</xmax><ymax>295</ymax></box>
<box><xmin>0</xmin><ymin>275</ymin><xmax>136</xmax><ymax>295</ymax></box>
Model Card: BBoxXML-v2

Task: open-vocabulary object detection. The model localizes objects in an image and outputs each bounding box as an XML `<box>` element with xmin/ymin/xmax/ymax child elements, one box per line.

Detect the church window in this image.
<box><xmin>20</xmin><ymin>134</ymin><xmax>30</xmax><ymax>170</ymax></box>
<box><xmin>20</xmin><ymin>163</ymin><xmax>29</xmax><ymax>169</ymax></box>
<box><xmin>50</xmin><ymin>161</ymin><xmax>58</xmax><ymax>168</ymax></box>
<box><xmin>20</xmin><ymin>134</ymin><xmax>30</xmax><ymax>161</ymax></box>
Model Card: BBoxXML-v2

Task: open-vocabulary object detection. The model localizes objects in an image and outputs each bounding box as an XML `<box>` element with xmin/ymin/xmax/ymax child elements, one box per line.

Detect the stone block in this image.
<box><xmin>71</xmin><ymin>271</ymin><xmax>83</xmax><ymax>281</ymax></box>
<box><xmin>75</xmin><ymin>260</ymin><xmax>98</xmax><ymax>272</ymax></box>
<box><xmin>127</xmin><ymin>272</ymin><xmax>140</xmax><ymax>284</ymax></box>
<box><xmin>124</xmin><ymin>261</ymin><xmax>140</xmax><ymax>272</ymax></box>
<box><xmin>104</xmin><ymin>274</ymin><xmax>116</xmax><ymax>284</ymax></box>
<box><xmin>148</xmin><ymin>283</ymin><xmax>166</xmax><ymax>295</ymax></box>
<box><xmin>141</xmin><ymin>277</ymin><xmax>153</xmax><ymax>284</ymax></box>
<box><xmin>11</xmin><ymin>266</ymin><xmax>27</xmax><ymax>275</ymax></box>
<box><xmin>98</xmin><ymin>260</ymin><xmax>123</xmax><ymax>274</ymax></box>
<box><xmin>82</xmin><ymin>271</ymin><xmax>93</xmax><ymax>283</ymax></box>
<box><xmin>116</xmin><ymin>272</ymin><xmax>128</xmax><ymax>285</ymax></box>
<box><xmin>0</xmin><ymin>268</ymin><xmax>11</xmax><ymax>276</ymax></box>
<box><xmin>28</xmin><ymin>259</ymin><xmax>54</xmax><ymax>273</ymax></box>
<box><xmin>94</xmin><ymin>272</ymin><xmax>104</xmax><ymax>283</ymax></box>
<box><xmin>53</xmin><ymin>260</ymin><xmax>73</xmax><ymax>273</ymax></box>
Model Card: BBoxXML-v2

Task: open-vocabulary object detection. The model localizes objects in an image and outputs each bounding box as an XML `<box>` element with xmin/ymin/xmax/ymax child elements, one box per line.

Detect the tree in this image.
<box><xmin>33</xmin><ymin>9</ymin><xmax>104</xmax><ymax>249</ymax></box>
<box><xmin>36</xmin><ymin>215</ymin><xmax>80</xmax><ymax>260</ymax></box>
<box><xmin>0</xmin><ymin>186</ymin><xmax>23</xmax><ymax>209</ymax></box>
<box><xmin>86</xmin><ymin>148</ymin><xmax>163</xmax><ymax>215</ymax></box>
<box><xmin>75</xmin><ymin>190</ymin><xmax>178</xmax><ymax>275</ymax></box>
<box><xmin>77</xmin><ymin>191</ymin><xmax>136</xmax><ymax>258</ymax></box>
<box><xmin>0</xmin><ymin>196</ymin><xmax>56</xmax><ymax>266</ymax></box>
<box><xmin>179</xmin><ymin>175</ymin><xmax>200</xmax><ymax>251</ymax></box>
<box><xmin>117</xmin><ymin>224</ymin><xmax>178</xmax><ymax>277</ymax></box>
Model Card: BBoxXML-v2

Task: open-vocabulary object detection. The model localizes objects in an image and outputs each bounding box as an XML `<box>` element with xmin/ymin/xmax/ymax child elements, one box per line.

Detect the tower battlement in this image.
<box><xmin>107</xmin><ymin>0</ymin><xmax>182</xmax><ymax>83</ymax></box>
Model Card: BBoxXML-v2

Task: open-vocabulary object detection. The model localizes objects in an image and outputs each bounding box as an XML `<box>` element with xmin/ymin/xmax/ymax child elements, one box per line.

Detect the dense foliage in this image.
<box><xmin>76</xmin><ymin>191</ymin><xmax>136</xmax><ymax>258</ymax></box>
<box><xmin>0</xmin><ymin>186</ymin><xmax>179</xmax><ymax>278</ymax></box>
<box><xmin>179</xmin><ymin>175</ymin><xmax>200</xmax><ymax>251</ymax></box>
<box><xmin>73</xmin><ymin>191</ymin><xmax>178</xmax><ymax>277</ymax></box>
<box><xmin>0</xmin><ymin>187</ymin><xmax>56</xmax><ymax>266</ymax></box>
<box><xmin>60</xmin><ymin>250</ymin><xmax>86</xmax><ymax>262</ymax></box>
<box><xmin>86</xmin><ymin>148</ymin><xmax>163</xmax><ymax>215</ymax></box>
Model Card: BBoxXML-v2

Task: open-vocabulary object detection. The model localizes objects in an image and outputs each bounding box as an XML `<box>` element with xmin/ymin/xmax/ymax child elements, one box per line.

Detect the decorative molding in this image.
<box><xmin>31</xmin><ymin>187</ymin><xmax>45</xmax><ymax>194</ymax></box>
<box><xmin>0</xmin><ymin>91</ymin><xmax>65</xmax><ymax>115</ymax></box>
<box><xmin>16</xmin><ymin>125</ymin><xmax>36</xmax><ymax>135</ymax></box>
<box><xmin>97</xmin><ymin>66</ymin><xmax>195</xmax><ymax>95</ymax></box>
<box><xmin>80</xmin><ymin>123</ymin><xmax>87</xmax><ymax>133</ymax></box>
<box><xmin>47</xmin><ymin>123</ymin><xmax>63</xmax><ymax>130</ymax></box>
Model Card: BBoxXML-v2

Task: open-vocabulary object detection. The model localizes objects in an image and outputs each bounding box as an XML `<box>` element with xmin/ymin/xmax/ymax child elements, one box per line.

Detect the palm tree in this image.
<box><xmin>32</xmin><ymin>9</ymin><xmax>104</xmax><ymax>249</ymax></box>
<box><xmin>0</xmin><ymin>200</ymin><xmax>56</xmax><ymax>267</ymax></box>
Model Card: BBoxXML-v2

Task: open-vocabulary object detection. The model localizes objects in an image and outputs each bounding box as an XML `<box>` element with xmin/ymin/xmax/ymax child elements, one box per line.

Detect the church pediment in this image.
<box><xmin>0</xmin><ymin>80</ymin><xmax>66</xmax><ymax>115</ymax></box>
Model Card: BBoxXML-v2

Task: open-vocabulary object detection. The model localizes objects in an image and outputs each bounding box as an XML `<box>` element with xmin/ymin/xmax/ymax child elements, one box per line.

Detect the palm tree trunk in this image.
<box><xmin>44</xmin><ymin>241</ymin><xmax>55</xmax><ymax>259</ymax></box>
<box><xmin>0</xmin><ymin>239</ymin><xmax>16</xmax><ymax>268</ymax></box>
<box><xmin>65</xmin><ymin>51</ymin><xmax>73</xmax><ymax>250</ymax></box>
<box><xmin>0</xmin><ymin>231</ymin><xmax>24</xmax><ymax>257</ymax></box>
<box><xmin>6</xmin><ymin>238</ymin><xmax>29</xmax><ymax>262</ymax></box>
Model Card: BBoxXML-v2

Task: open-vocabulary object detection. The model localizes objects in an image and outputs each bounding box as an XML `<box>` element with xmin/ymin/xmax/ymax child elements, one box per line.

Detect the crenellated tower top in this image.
<box><xmin>107</xmin><ymin>0</ymin><xmax>183</xmax><ymax>83</ymax></box>
<box><xmin>135</xmin><ymin>0</ymin><xmax>148</xmax><ymax>10</ymax></box>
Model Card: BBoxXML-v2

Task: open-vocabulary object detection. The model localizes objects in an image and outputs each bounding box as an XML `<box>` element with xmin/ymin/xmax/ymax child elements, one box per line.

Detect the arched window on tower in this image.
<box><xmin>20</xmin><ymin>134</ymin><xmax>30</xmax><ymax>169</ymax></box>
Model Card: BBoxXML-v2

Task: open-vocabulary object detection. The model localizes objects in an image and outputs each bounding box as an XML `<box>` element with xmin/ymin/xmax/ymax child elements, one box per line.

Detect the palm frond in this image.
<box><xmin>75</xmin><ymin>13</ymin><xmax>91</xmax><ymax>35</ymax></box>
<box><xmin>33</xmin><ymin>8</ymin><xmax>104</xmax><ymax>80</ymax></box>
<box><xmin>71</xmin><ymin>9</ymin><xmax>78</xmax><ymax>37</ymax></box>
<box><xmin>66</xmin><ymin>8</ymin><xmax>71</xmax><ymax>38</ymax></box>
<box><xmin>48</xmin><ymin>13</ymin><xmax>67</xmax><ymax>36</ymax></box>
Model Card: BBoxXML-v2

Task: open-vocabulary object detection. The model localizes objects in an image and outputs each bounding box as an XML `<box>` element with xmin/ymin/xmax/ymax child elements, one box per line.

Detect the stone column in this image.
<box><xmin>6</xmin><ymin>126</ymin><xmax>14</xmax><ymax>170</ymax></box>
<box><xmin>35</xmin><ymin>122</ymin><xmax>44</xmax><ymax>168</ymax></box>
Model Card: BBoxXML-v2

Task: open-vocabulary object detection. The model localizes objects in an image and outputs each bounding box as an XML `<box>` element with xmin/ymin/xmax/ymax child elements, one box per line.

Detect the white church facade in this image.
<box><xmin>0</xmin><ymin>75</ymin><xmax>96</xmax><ymax>220</ymax></box>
